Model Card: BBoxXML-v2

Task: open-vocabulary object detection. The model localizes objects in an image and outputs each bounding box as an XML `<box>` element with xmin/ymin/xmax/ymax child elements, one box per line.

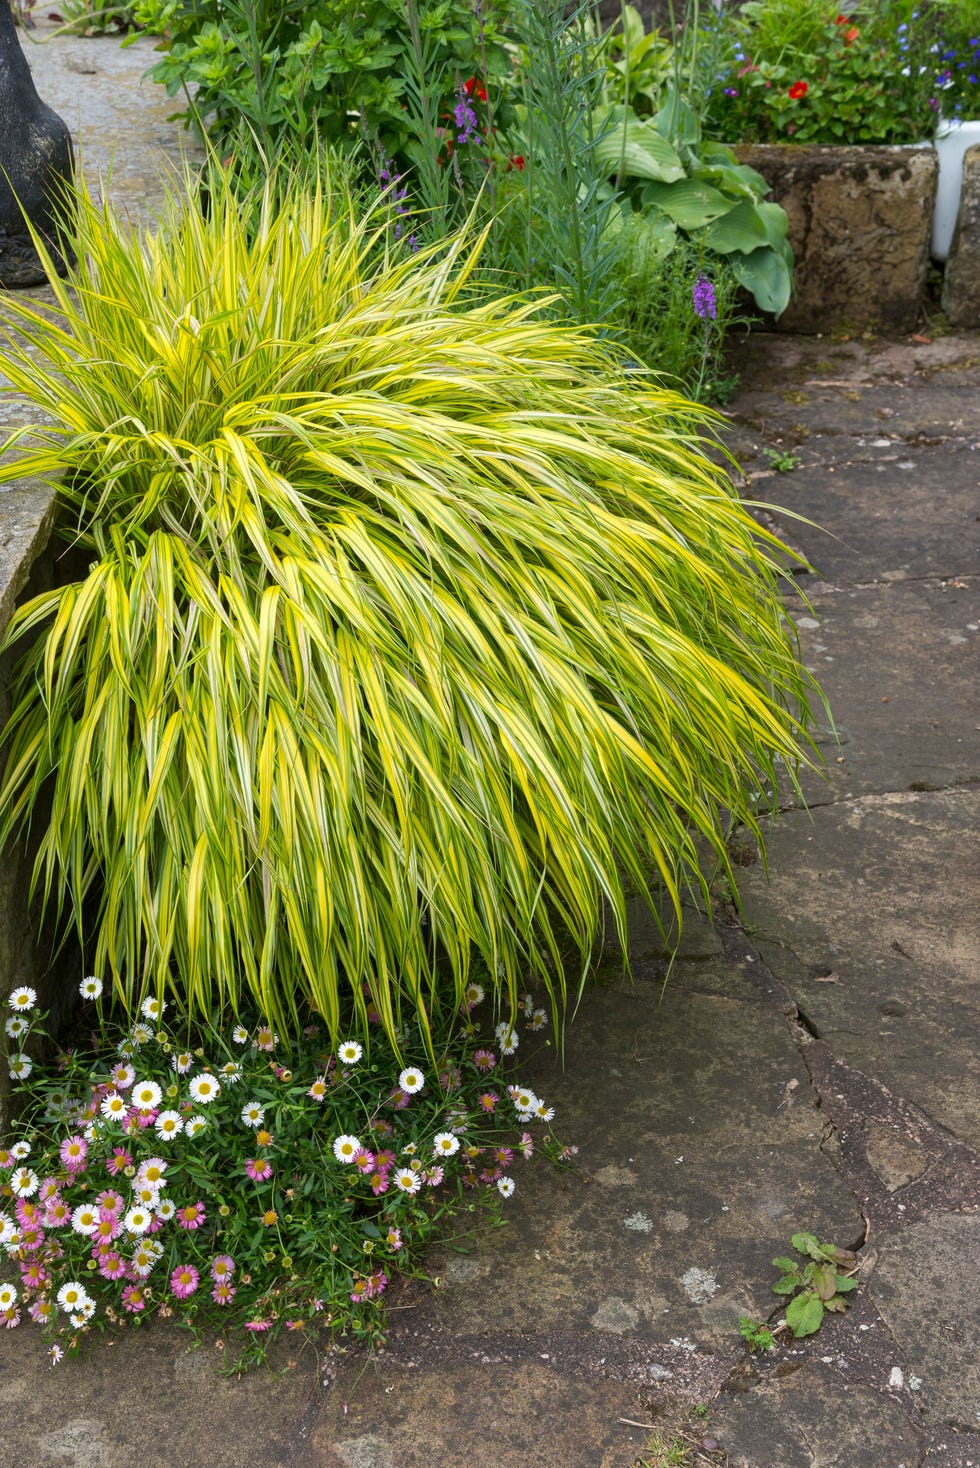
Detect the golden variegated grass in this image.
<box><xmin>0</xmin><ymin>164</ymin><xmax>820</xmax><ymax>1046</ymax></box>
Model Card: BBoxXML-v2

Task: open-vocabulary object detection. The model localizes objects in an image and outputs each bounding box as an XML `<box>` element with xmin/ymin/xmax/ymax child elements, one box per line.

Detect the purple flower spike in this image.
<box><xmin>693</xmin><ymin>275</ymin><xmax>718</xmax><ymax>321</ymax></box>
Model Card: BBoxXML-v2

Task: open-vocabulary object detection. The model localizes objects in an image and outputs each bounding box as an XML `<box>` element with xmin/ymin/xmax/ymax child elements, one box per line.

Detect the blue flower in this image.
<box><xmin>692</xmin><ymin>275</ymin><xmax>717</xmax><ymax>322</ymax></box>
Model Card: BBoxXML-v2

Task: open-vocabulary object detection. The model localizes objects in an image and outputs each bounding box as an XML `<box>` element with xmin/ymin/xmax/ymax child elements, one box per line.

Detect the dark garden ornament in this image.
<box><xmin>0</xmin><ymin>0</ymin><xmax>74</xmax><ymax>287</ymax></box>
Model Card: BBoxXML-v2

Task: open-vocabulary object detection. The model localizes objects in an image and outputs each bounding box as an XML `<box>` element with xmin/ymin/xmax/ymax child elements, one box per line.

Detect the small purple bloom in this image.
<box><xmin>453</xmin><ymin>94</ymin><xmax>481</xmax><ymax>146</ymax></box>
<box><xmin>692</xmin><ymin>274</ymin><xmax>717</xmax><ymax>322</ymax></box>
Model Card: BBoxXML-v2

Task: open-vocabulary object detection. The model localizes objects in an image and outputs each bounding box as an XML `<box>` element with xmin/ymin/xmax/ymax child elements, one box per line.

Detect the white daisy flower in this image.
<box><xmin>188</xmin><ymin>1073</ymin><xmax>220</xmax><ymax>1104</ymax></box>
<box><xmin>10</xmin><ymin>1142</ymin><xmax>31</xmax><ymax>1160</ymax></box>
<box><xmin>57</xmin><ymin>1282</ymin><xmax>91</xmax><ymax>1313</ymax></box>
<box><xmin>432</xmin><ymin>1132</ymin><xmax>460</xmax><ymax>1158</ymax></box>
<box><xmin>123</xmin><ymin>1205</ymin><xmax>153</xmax><ymax>1235</ymax></box>
<box><xmin>136</xmin><ymin>1158</ymin><xmax>167</xmax><ymax>1187</ymax></box>
<box><xmin>8</xmin><ymin>1054</ymin><xmax>32</xmax><ymax>1081</ymax></box>
<box><xmin>0</xmin><ymin>1283</ymin><xmax>17</xmax><ymax>1310</ymax></box>
<box><xmin>132</xmin><ymin>1183</ymin><xmax>160</xmax><ymax>1209</ymax></box>
<box><xmin>171</xmin><ymin>1052</ymin><xmax>193</xmax><ymax>1074</ymax></box>
<box><xmin>308</xmin><ymin>1077</ymin><xmax>328</xmax><ymax>1101</ymax></box>
<box><xmin>232</xmin><ymin>1025</ymin><xmax>249</xmax><ymax>1045</ymax></box>
<box><xmin>70</xmin><ymin>1204</ymin><xmax>99</xmax><ymax>1236</ymax></box>
<box><xmin>528</xmin><ymin>1008</ymin><xmax>548</xmax><ymax>1032</ymax></box>
<box><xmin>153</xmin><ymin>1109</ymin><xmax>183</xmax><ymax>1139</ymax></box>
<box><xmin>8</xmin><ymin>986</ymin><xmax>37</xmax><ymax>1011</ymax></box>
<box><xmin>393</xmin><ymin>1167</ymin><xmax>421</xmax><ymax>1194</ymax></box>
<box><xmin>219</xmin><ymin>1062</ymin><xmax>241</xmax><ymax>1084</ymax></box>
<box><xmin>332</xmin><ymin>1134</ymin><xmax>361</xmax><ymax>1165</ymax></box>
<box><xmin>337</xmin><ymin>1040</ymin><xmax>362</xmax><ymax>1066</ymax></box>
<box><xmin>497</xmin><ymin>1176</ymin><xmax>515</xmax><ymax>1198</ymax></box>
<box><xmin>240</xmin><ymin>1101</ymin><xmax>265</xmax><ymax>1128</ymax></box>
<box><xmin>5</xmin><ymin>1015</ymin><xmax>28</xmax><ymax>1038</ymax></box>
<box><xmin>156</xmin><ymin>1198</ymin><xmax>176</xmax><ymax>1221</ymax></box>
<box><xmin>140</xmin><ymin>996</ymin><xmax>167</xmax><ymax>1021</ymax></box>
<box><xmin>10</xmin><ymin>1168</ymin><xmax>39</xmax><ymax>1197</ymax></box>
<box><xmin>131</xmin><ymin>1080</ymin><xmax>162</xmax><ymax>1112</ymax></box>
<box><xmin>0</xmin><ymin>1215</ymin><xmax>17</xmax><ymax>1246</ymax></box>
<box><xmin>398</xmin><ymin>1066</ymin><xmax>425</xmax><ymax>1095</ymax></box>
<box><xmin>185</xmin><ymin>1115</ymin><xmax>208</xmax><ymax>1139</ymax></box>
<box><xmin>463</xmin><ymin>981</ymin><xmax>485</xmax><ymax>1009</ymax></box>
<box><xmin>534</xmin><ymin>1100</ymin><xmax>555</xmax><ymax>1122</ymax></box>
<box><xmin>79</xmin><ymin>976</ymin><xmax>103</xmax><ymax>1000</ymax></box>
<box><xmin>499</xmin><ymin>1029</ymin><xmax>519</xmax><ymax>1056</ymax></box>
<box><xmin>512</xmin><ymin>1088</ymin><xmax>537</xmax><ymax>1116</ymax></box>
<box><xmin>100</xmin><ymin>1092</ymin><xmax>128</xmax><ymax>1122</ymax></box>
<box><xmin>130</xmin><ymin>1024</ymin><xmax>153</xmax><ymax>1048</ymax></box>
<box><xmin>110</xmin><ymin>1063</ymin><xmax>135</xmax><ymax>1089</ymax></box>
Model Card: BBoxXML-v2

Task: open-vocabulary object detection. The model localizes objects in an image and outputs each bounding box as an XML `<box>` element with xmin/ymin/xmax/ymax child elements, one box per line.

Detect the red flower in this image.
<box><xmin>843</xmin><ymin>25</ymin><xmax>859</xmax><ymax>44</ymax></box>
<box><xmin>788</xmin><ymin>80</ymin><xmax>809</xmax><ymax>100</ymax></box>
<box><xmin>463</xmin><ymin>76</ymin><xmax>488</xmax><ymax>102</ymax></box>
<box><xmin>833</xmin><ymin>13</ymin><xmax>848</xmax><ymax>23</ymax></box>
<box><xmin>508</xmin><ymin>154</ymin><xmax>526</xmax><ymax>171</ymax></box>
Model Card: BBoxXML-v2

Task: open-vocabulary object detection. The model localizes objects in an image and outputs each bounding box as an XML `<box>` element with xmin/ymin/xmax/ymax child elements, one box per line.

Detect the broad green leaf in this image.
<box><xmin>731</xmin><ymin>245</ymin><xmax>793</xmax><ymax>316</ymax></box>
<box><xmin>641</xmin><ymin>179</ymin><xmax>736</xmax><ymax>229</ymax></box>
<box><xmin>704</xmin><ymin>199</ymin><xmax>771</xmax><ymax>254</ymax></box>
<box><xmin>791</xmin><ymin>1232</ymin><xmax>824</xmax><ymax>1259</ymax></box>
<box><xmin>593</xmin><ymin>108</ymin><xmax>686</xmax><ymax>182</ymax></box>
<box><xmin>786</xmin><ymin>1290</ymin><xmax>825</xmax><ymax>1337</ymax></box>
<box><xmin>773</xmin><ymin>1274</ymin><xmax>799</xmax><ymax>1295</ymax></box>
<box><xmin>835</xmin><ymin>1275</ymin><xmax>859</xmax><ymax>1293</ymax></box>
<box><xmin>812</xmin><ymin>1263</ymin><xmax>838</xmax><ymax>1301</ymax></box>
<box><xmin>772</xmin><ymin>1256</ymin><xmax>798</xmax><ymax>1272</ymax></box>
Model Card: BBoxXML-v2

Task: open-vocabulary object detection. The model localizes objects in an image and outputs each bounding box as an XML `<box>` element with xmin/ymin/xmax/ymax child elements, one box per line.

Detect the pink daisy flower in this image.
<box><xmin>94</xmin><ymin>1190</ymin><xmax>124</xmax><ymax>1215</ymax></box>
<box><xmin>19</xmin><ymin>1260</ymin><xmax>49</xmax><ymax>1289</ymax></box>
<box><xmin>244</xmin><ymin>1158</ymin><xmax>272</xmax><ymax>1183</ymax></box>
<box><xmin>59</xmin><ymin>1135</ymin><xmax>88</xmax><ymax>1173</ymax></box>
<box><xmin>210</xmin><ymin>1254</ymin><xmax>235</xmax><ymax>1281</ymax></box>
<box><xmin>478</xmin><ymin>1092</ymin><xmax>498</xmax><ymax>1113</ymax></box>
<box><xmin>368</xmin><ymin>1170</ymin><xmax>390</xmax><ymax>1196</ymax></box>
<box><xmin>121</xmin><ymin>1284</ymin><xmax>146</xmax><ymax>1313</ymax></box>
<box><xmin>494</xmin><ymin>1147</ymin><xmax>514</xmax><ymax>1167</ymax></box>
<box><xmin>18</xmin><ymin>1225</ymin><xmax>45</xmax><ymax>1253</ymax></box>
<box><xmin>37</xmin><ymin>1178</ymin><xmax>61</xmax><ymax>1204</ymax></box>
<box><xmin>106</xmin><ymin>1147</ymin><xmax>133</xmax><ymax>1176</ymax></box>
<box><xmin>98</xmin><ymin>1251</ymin><xmax>127</xmax><ymax>1281</ymax></box>
<box><xmin>170</xmin><ymin>1263</ymin><xmax>200</xmax><ymax>1299</ymax></box>
<box><xmin>176</xmin><ymin>1202</ymin><xmax>206</xmax><ymax>1230</ymax></box>
<box><xmin>473</xmin><ymin>1049</ymin><xmax>496</xmax><ymax>1072</ymax></box>
<box><xmin>385</xmin><ymin>1226</ymin><xmax>402</xmax><ymax>1251</ymax></box>
<box><xmin>374</xmin><ymin>1149</ymin><xmax>396</xmax><ymax>1170</ymax></box>
<box><xmin>243</xmin><ymin>1318</ymin><xmax>272</xmax><ymax>1331</ymax></box>
<box><xmin>43</xmin><ymin>1199</ymin><xmax>70</xmax><ymax>1228</ymax></box>
<box><xmin>425</xmin><ymin>1166</ymin><xmax>444</xmax><ymax>1187</ymax></box>
<box><xmin>211</xmin><ymin>1281</ymin><xmax>235</xmax><ymax>1306</ymax></box>
<box><xmin>15</xmin><ymin>1199</ymin><xmax>41</xmax><ymax>1227</ymax></box>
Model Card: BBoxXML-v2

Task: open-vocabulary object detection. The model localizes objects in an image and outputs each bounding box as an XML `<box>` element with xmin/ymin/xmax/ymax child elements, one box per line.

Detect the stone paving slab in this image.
<box><xmin>788</xmin><ymin>580</ymin><xmax>979</xmax><ymax>801</ymax></box>
<box><xmin>737</xmin><ymin>788</ymin><xmax>980</xmax><ymax>1152</ymax></box>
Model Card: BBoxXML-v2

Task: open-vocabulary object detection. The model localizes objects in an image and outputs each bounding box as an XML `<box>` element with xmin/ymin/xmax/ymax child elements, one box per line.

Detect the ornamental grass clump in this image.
<box><xmin>0</xmin><ymin>163</ymin><xmax>819</xmax><ymax>1044</ymax></box>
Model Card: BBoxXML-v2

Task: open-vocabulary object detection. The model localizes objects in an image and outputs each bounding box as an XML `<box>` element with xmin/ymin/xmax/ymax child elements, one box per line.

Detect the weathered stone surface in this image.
<box><xmin>945</xmin><ymin>144</ymin><xmax>980</xmax><ymax>329</ymax></box>
<box><xmin>865</xmin><ymin>1123</ymin><xmax>929</xmax><ymax>1192</ymax></box>
<box><xmin>421</xmin><ymin>970</ymin><xmax>863</xmax><ymax>1352</ymax></box>
<box><xmin>738</xmin><ymin>789</ymin><xmax>980</xmax><ymax>1150</ymax></box>
<box><xmin>303</xmin><ymin>1358</ymin><xmax>654</xmax><ymax>1468</ymax></box>
<box><xmin>870</xmin><ymin>1214</ymin><xmax>980</xmax><ymax>1428</ymax></box>
<box><xmin>0</xmin><ymin>0</ymin><xmax>74</xmax><ymax>286</ymax></box>
<box><xmin>734</xmin><ymin>144</ymin><xmax>938</xmax><ymax>333</ymax></box>
<box><xmin>712</xmin><ymin>1359</ymin><xmax>925</xmax><ymax>1467</ymax></box>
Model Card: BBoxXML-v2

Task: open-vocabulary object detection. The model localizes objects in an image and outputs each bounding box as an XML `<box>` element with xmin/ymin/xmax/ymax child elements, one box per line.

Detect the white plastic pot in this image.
<box><xmin>932</xmin><ymin>118</ymin><xmax>980</xmax><ymax>261</ymax></box>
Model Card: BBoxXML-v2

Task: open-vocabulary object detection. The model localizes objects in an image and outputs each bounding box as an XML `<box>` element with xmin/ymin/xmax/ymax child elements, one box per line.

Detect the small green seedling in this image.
<box><xmin>739</xmin><ymin>1317</ymin><xmax>775</xmax><ymax>1353</ymax></box>
<box><xmin>763</xmin><ymin>446</ymin><xmax>802</xmax><ymax>472</ymax></box>
<box><xmin>773</xmin><ymin>1232</ymin><xmax>859</xmax><ymax>1337</ymax></box>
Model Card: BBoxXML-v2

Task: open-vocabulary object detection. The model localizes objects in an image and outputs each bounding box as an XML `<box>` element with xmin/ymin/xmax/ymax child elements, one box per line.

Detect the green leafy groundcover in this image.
<box><xmin>1</xmin><ymin>977</ymin><xmax>571</xmax><ymax>1369</ymax></box>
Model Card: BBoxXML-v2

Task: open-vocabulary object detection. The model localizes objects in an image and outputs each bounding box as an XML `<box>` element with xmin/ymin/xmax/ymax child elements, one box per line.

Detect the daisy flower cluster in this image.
<box><xmin>0</xmin><ymin>976</ymin><xmax>574</xmax><ymax>1367</ymax></box>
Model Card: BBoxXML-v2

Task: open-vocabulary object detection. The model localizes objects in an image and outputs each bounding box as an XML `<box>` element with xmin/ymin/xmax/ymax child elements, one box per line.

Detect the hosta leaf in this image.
<box><xmin>593</xmin><ymin>107</ymin><xmax>686</xmax><ymax>182</ymax></box>
<box><xmin>641</xmin><ymin>178</ymin><xmax>736</xmax><ymax>229</ymax></box>
<box><xmin>730</xmin><ymin>245</ymin><xmax>793</xmax><ymax>316</ymax></box>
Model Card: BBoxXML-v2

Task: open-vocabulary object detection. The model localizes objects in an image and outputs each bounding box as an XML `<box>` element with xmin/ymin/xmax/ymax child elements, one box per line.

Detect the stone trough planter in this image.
<box><xmin>733</xmin><ymin>143</ymin><xmax>938</xmax><ymax>335</ymax></box>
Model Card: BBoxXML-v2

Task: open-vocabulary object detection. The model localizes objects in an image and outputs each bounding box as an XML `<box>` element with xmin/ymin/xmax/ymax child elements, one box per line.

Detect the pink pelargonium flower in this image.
<box><xmin>170</xmin><ymin>1263</ymin><xmax>200</xmax><ymax>1299</ymax></box>
<box><xmin>176</xmin><ymin>1202</ymin><xmax>207</xmax><ymax>1230</ymax></box>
